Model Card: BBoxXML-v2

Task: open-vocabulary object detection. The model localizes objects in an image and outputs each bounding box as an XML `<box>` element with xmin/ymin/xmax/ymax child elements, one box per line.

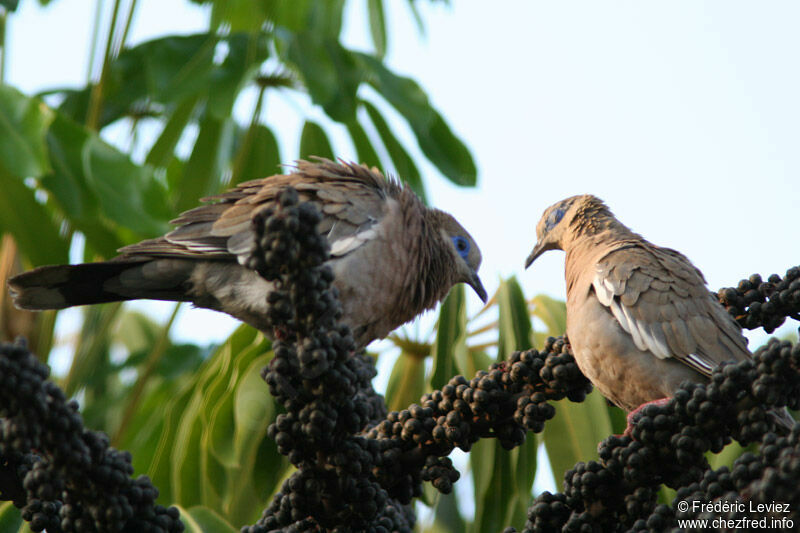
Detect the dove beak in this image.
<box><xmin>467</xmin><ymin>271</ymin><xmax>488</xmax><ymax>303</ymax></box>
<box><xmin>525</xmin><ymin>241</ymin><xmax>547</xmax><ymax>269</ymax></box>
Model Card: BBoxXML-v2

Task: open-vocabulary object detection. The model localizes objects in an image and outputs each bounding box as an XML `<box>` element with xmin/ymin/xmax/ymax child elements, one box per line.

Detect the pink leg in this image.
<box><xmin>623</xmin><ymin>397</ymin><xmax>671</xmax><ymax>437</ymax></box>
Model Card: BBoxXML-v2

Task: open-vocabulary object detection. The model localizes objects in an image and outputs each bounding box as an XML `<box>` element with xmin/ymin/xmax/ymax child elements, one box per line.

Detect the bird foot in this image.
<box><xmin>274</xmin><ymin>326</ymin><xmax>289</xmax><ymax>341</ymax></box>
<box><xmin>622</xmin><ymin>397</ymin><xmax>671</xmax><ymax>437</ymax></box>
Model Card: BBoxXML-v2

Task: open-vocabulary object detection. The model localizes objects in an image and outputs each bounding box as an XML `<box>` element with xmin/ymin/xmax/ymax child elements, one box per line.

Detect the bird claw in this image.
<box><xmin>623</xmin><ymin>397</ymin><xmax>672</xmax><ymax>437</ymax></box>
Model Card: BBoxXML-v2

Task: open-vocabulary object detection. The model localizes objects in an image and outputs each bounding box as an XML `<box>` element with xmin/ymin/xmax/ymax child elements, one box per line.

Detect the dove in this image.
<box><xmin>525</xmin><ymin>194</ymin><xmax>793</xmax><ymax>430</ymax></box>
<box><xmin>9</xmin><ymin>159</ymin><xmax>486</xmax><ymax>349</ymax></box>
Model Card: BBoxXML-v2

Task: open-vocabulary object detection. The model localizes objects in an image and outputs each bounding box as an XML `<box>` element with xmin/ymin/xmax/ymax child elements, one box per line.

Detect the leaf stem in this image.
<box><xmin>86</xmin><ymin>0</ymin><xmax>123</xmax><ymax>130</ymax></box>
<box><xmin>230</xmin><ymin>83</ymin><xmax>266</xmax><ymax>185</ymax></box>
<box><xmin>0</xmin><ymin>9</ymin><xmax>7</xmax><ymax>84</ymax></box>
<box><xmin>63</xmin><ymin>302</ymin><xmax>123</xmax><ymax>396</ymax></box>
<box><xmin>86</xmin><ymin>0</ymin><xmax>105</xmax><ymax>83</ymax></box>
<box><xmin>117</xmin><ymin>0</ymin><xmax>138</xmax><ymax>55</ymax></box>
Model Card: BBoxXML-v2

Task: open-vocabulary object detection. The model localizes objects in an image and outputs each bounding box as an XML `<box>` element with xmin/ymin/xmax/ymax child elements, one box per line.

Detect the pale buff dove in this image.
<box><xmin>9</xmin><ymin>159</ymin><xmax>486</xmax><ymax>349</ymax></box>
<box><xmin>525</xmin><ymin>194</ymin><xmax>793</xmax><ymax>429</ymax></box>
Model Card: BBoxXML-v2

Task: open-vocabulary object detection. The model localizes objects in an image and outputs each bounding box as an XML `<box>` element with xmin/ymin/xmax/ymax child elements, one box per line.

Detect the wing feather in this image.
<box><xmin>118</xmin><ymin>159</ymin><xmax>398</xmax><ymax>264</ymax></box>
<box><xmin>593</xmin><ymin>244</ymin><xmax>751</xmax><ymax>377</ymax></box>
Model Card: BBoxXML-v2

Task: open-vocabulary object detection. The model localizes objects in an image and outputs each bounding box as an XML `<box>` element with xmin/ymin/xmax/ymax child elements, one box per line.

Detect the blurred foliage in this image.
<box><xmin>0</xmin><ymin>0</ymin><xmax>761</xmax><ymax>531</ymax></box>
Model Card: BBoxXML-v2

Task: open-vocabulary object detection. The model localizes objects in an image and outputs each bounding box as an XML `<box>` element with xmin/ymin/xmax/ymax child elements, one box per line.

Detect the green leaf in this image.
<box><xmin>124</xmin><ymin>378</ymin><xmax>182</xmax><ymax>476</ymax></box>
<box><xmin>225</xmin><ymin>353</ymin><xmax>287</xmax><ymax>524</ymax></box>
<box><xmin>307</xmin><ymin>0</ymin><xmax>346</xmax><ymax>38</ymax></box>
<box><xmin>178</xmin><ymin>505</ymin><xmax>238</xmax><ymax>533</ymax></box>
<box><xmin>405</xmin><ymin>0</ymin><xmax>426</xmax><ymax>35</ymax></box>
<box><xmin>531</xmin><ymin>294</ymin><xmax>567</xmax><ymax>337</ymax></box>
<box><xmin>0</xmin><ymin>502</ymin><xmax>23</xmax><ymax>533</ymax></box>
<box><xmin>63</xmin><ymin>303</ymin><xmax>122</xmax><ymax>398</ymax></box>
<box><xmin>113</xmin><ymin>310</ymin><xmax>160</xmax><ymax>358</ymax></box>
<box><xmin>173</xmin><ymin>115</ymin><xmax>235</xmax><ymax>212</ymax></box>
<box><xmin>470</xmin><ymin>274</ymin><xmax>536</xmax><ymax>532</ymax></box>
<box><xmin>164</xmin><ymin>326</ymin><xmax>258</xmax><ymax>508</ymax></box>
<box><xmin>0</xmin><ymin>1</ymin><xmax>20</xmax><ymax>12</ymax></box>
<box><xmin>56</xmin><ymin>34</ymin><xmax>218</xmax><ymax>128</ymax></box>
<box><xmin>0</xmin><ymin>85</ymin><xmax>53</xmax><ymax>178</ymax></box>
<box><xmin>430</xmin><ymin>285</ymin><xmax>466</xmax><ymax>390</ymax></box>
<box><xmin>263</xmin><ymin>0</ymin><xmax>314</xmax><ymax>32</ymax></box>
<box><xmin>494</xmin><ymin>290</ymin><xmax>541</xmax><ymax>506</ymax></box>
<box><xmin>471</xmin><ymin>437</ymin><xmax>522</xmax><ymax>533</ymax></box>
<box><xmin>431</xmin><ymin>492</ymin><xmax>467</xmax><ymax>533</ymax></box>
<box><xmin>232</xmin><ymin>124</ymin><xmax>281</xmax><ymax>185</ymax></box>
<box><xmin>206</xmin><ymin>341</ymin><xmax>268</xmax><ymax>469</ymax></box>
<box><xmin>209</xmin><ymin>0</ymin><xmax>271</xmax><ymax>32</ymax></box>
<box><xmin>658</xmin><ymin>485</ymin><xmax>677</xmax><ymax>506</ymax></box>
<box><xmin>54</xmin><ymin>32</ymin><xmax>265</xmax><ymax>129</ymax></box>
<box><xmin>207</xmin><ymin>33</ymin><xmax>269</xmax><ymax>119</ymax></box>
<box><xmin>367</xmin><ymin>0</ymin><xmax>387</xmax><ymax>58</ymax></box>
<box><xmin>148</xmin><ymin>379</ymin><xmax>196</xmax><ymax>504</ymax></box>
<box><xmin>361</xmin><ymin>100</ymin><xmax>426</xmax><ymax>202</ymax></box>
<box><xmin>356</xmin><ymin>53</ymin><xmax>477</xmax><ymax>186</ymax></box>
<box><xmin>541</xmin><ymin>389</ymin><xmax>613</xmax><ymax>490</ymax></box>
<box><xmin>512</xmin><ymin>437</ymin><xmax>538</xmax><ymax>512</ymax></box>
<box><xmin>0</xmin><ymin>167</ymin><xmax>69</xmax><ymax>266</ymax></box>
<box><xmin>605</xmin><ymin>403</ymin><xmax>627</xmax><ymax>436</ymax></box>
<box><xmin>345</xmin><ymin>119</ymin><xmax>381</xmax><ymax>168</ymax></box>
<box><xmin>173</xmin><ymin>372</ymin><xmax>221</xmax><ymax>507</ymax></box>
<box><xmin>146</xmin><ymin>96</ymin><xmax>200</xmax><ymax>168</ymax></box>
<box><xmin>43</xmin><ymin>112</ymin><xmax>123</xmax><ymax>257</ymax></box>
<box><xmin>283</xmin><ymin>32</ymin><xmax>360</xmax><ymax>122</ymax></box>
<box><xmin>147</xmin><ymin>325</ymin><xmax>283</xmax><ymax>524</ymax></box>
<box><xmin>121</xmin><ymin>34</ymin><xmax>217</xmax><ymax>105</ymax></box>
<box><xmin>495</xmin><ymin>274</ymin><xmax>540</xmax><ymax>513</ymax></box>
<box><xmin>266</xmin><ymin>1</ymin><xmax>348</xmax><ymax>38</ymax></box>
<box><xmin>385</xmin><ymin>351</ymin><xmax>426</xmax><ymax>412</ymax></box>
<box><xmin>298</xmin><ymin>121</ymin><xmax>334</xmax><ymax>161</ymax></box>
<box><xmin>497</xmin><ymin>277</ymin><xmax>533</xmax><ymax>356</ymax></box>
<box><xmin>709</xmin><ymin>440</ymin><xmax>753</xmax><ymax>470</ymax></box>
<box><xmin>84</xmin><ymin>136</ymin><xmax>171</xmax><ymax>236</ymax></box>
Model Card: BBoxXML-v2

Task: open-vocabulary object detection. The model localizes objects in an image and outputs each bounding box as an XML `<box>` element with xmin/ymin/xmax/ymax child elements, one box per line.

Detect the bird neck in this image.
<box><xmin>410</xmin><ymin>210</ymin><xmax>458</xmax><ymax>314</ymax></box>
<box><xmin>562</xmin><ymin>211</ymin><xmax>643</xmax><ymax>297</ymax></box>
<box><xmin>566</xmin><ymin>208</ymin><xmax>639</xmax><ymax>249</ymax></box>
<box><xmin>388</xmin><ymin>191</ymin><xmax>458</xmax><ymax>325</ymax></box>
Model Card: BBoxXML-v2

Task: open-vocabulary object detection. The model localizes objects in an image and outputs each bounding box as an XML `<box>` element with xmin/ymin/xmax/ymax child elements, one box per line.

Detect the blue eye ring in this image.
<box><xmin>545</xmin><ymin>208</ymin><xmax>565</xmax><ymax>231</ymax></box>
<box><xmin>452</xmin><ymin>236</ymin><xmax>470</xmax><ymax>259</ymax></box>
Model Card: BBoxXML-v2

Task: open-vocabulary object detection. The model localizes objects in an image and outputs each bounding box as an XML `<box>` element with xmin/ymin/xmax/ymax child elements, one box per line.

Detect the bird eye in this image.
<box><xmin>545</xmin><ymin>208</ymin><xmax>565</xmax><ymax>231</ymax></box>
<box><xmin>452</xmin><ymin>236</ymin><xmax>470</xmax><ymax>259</ymax></box>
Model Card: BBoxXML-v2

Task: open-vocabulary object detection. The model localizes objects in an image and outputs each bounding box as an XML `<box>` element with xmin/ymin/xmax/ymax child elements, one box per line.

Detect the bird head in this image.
<box><xmin>432</xmin><ymin>211</ymin><xmax>487</xmax><ymax>303</ymax></box>
<box><xmin>525</xmin><ymin>194</ymin><xmax>607</xmax><ymax>268</ymax></box>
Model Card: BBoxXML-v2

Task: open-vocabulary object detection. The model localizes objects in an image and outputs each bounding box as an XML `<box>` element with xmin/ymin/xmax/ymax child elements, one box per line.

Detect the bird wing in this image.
<box><xmin>119</xmin><ymin>159</ymin><xmax>397</xmax><ymax>264</ymax></box>
<box><xmin>592</xmin><ymin>243</ymin><xmax>751</xmax><ymax>377</ymax></box>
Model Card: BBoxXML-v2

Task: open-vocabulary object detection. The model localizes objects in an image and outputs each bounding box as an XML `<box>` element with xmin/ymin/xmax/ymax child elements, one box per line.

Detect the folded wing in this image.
<box><xmin>592</xmin><ymin>244</ymin><xmax>751</xmax><ymax>377</ymax></box>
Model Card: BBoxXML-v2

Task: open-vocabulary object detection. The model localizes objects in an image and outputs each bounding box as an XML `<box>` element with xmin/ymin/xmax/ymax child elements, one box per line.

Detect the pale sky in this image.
<box><xmin>8</xmin><ymin>1</ymin><xmax>799</xmax><ymax>355</ymax></box>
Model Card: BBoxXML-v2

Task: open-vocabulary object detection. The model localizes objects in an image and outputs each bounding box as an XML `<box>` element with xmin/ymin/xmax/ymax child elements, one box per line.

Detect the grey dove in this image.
<box><xmin>9</xmin><ymin>158</ymin><xmax>487</xmax><ymax>349</ymax></box>
<box><xmin>525</xmin><ymin>194</ymin><xmax>793</xmax><ymax>429</ymax></box>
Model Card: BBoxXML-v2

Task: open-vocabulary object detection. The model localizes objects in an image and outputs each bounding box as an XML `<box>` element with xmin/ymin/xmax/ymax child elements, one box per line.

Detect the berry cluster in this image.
<box><xmin>669</xmin><ymin>425</ymin><xmax>800</xmax><ymax>532</ymax></box>
<box><xmin>718</xmin><ymin>266</ymin><xmax>800</xmax><ymax>332</ymax></box>
<box><xmin>506</xmin><ymin>337</ymin><xmax>800</xmax><ymax>533</ymax></box>
<box><xmin>243</xmin><ymin>193</ymin><xmax>800</xmax><ymax>531</ymax></box>
<box><xmin>366</xmin><ymin>336</ymin><xmax>592</xmax><ymax>502</ymax></box>
<box><xmin>241</xmin><ymin>189</ymin><xmax>409</xmax><ymax>532</ymax></box>
<box><xmin>0</xmin><ymin>339</ymin><xmax>183</xmax><ymax>532</ymax></box>
<box><xmin>4</xmin><ymin>185</ymin><xmax>798</xmax><ymax>533</ymax></box>
<box><xmin>241</xmin><ymin>190</ymin><xmax>597</xmax><ymax>530</ymax></box>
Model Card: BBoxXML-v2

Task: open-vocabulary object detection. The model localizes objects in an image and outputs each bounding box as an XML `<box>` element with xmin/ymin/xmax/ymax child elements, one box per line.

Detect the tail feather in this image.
<box><xmin>8</xmin><ymin>259</ymin><xmax>194</xmax><ymax>310</ymax></box>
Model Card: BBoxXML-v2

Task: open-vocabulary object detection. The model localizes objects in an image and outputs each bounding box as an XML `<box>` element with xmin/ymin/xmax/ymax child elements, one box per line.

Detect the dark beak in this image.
<box><xmin>525</xmin><ymin>241</ymin><xmax>547</xmax><ymax>269</ymax></box>
<box><xmin>467</xmin><ymin>271</ymin><xmax>488</xmax><ymax>303</ymax></box>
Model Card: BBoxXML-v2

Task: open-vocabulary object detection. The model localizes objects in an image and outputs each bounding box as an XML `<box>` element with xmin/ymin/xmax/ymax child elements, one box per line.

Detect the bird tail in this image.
<box><xmin>8</xmin><ymin>259</ymin><xmax>195</xmax><ymax>310</ymax></box>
